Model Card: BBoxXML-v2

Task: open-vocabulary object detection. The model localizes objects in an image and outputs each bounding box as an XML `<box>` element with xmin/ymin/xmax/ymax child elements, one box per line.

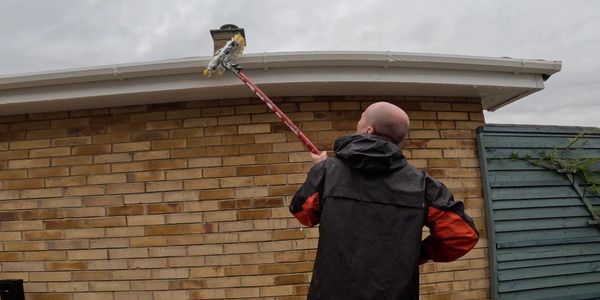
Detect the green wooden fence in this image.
<box><xmin>477</xmin><ymin>124</ymin><xmax>600</xmax><ymax>300</ymax></box>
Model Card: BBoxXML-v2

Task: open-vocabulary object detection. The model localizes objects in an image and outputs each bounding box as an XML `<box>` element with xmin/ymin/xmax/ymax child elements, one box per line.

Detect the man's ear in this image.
<box><xmin>365</xmin><ymin>126</ymin><xmax>374</xmax><ymax>134</ymax></box>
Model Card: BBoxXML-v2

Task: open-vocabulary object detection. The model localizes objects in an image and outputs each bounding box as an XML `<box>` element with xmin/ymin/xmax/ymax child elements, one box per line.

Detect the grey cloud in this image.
<box><xmin>1</xmin><ymin>0</ymin><xmax>599</xmax><ymax>126</ymax></box>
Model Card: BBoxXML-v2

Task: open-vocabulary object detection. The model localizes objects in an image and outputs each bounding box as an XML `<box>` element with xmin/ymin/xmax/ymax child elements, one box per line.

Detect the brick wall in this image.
<box><xmin>0</xmin><ymin>96</ymin><xmax>488</xmax><ymax>300</ymax></box>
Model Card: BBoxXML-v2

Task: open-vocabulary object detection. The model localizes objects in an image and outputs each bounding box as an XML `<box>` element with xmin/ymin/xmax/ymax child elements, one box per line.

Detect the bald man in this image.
<box><xmin>290</xmin><ymin>102</ymin><xmax>479</xmax><ymax>300</ymax></box>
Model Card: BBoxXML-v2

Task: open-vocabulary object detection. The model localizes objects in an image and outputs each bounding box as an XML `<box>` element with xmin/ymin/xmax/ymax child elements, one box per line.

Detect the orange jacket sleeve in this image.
<box><xmin>289</xmin><ymin>160</ymin><xmax>326</xmax><ymax>227</ymax></box>
<box><xmin>420</xmin><ymin>176</ymin><xmax>479</xmax><ymax>264</ymax></box>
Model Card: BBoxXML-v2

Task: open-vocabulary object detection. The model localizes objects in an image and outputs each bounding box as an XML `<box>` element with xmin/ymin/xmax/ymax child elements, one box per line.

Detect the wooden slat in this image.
<box><xmin>495</xmin><ymin>217</ymin><xmax>592</xmax><ymax>232</ymax></box>
<box><xmin>482</xmin><ymin>135</ymin><xmax>600</xmax><ymax>149</ymax></box>
<box><xmin>492</xmin><ymin>197</ymin><xmax>590</xmax><ymax>209</ymax></box>
<box><xmin>498</xmin><ymin>261</ymin><xmax>600</xmax><ymax>281</ymax></box>
<box><xmin>497</xmin><ymin>243</ymin><xmax>600</xmax><ymax>262</ymax></box>
<box><xmin>486</xmin><ymin>158</ymin><xmax>545</xmax><ymax>171</ymax></box>
<box><xmin>496</xmin><ymin>230</ymin><xmax>600</xmax><ymax>247</ymax></box>
<box><xmin>498</xmin><ymin>283</ymin><xmax>600</xmax><ymax>300</ymax></box>
<box><xmin>479</xmin><ymin>124</ymin><xmax>600</xmax><ymax>134</ymax></box>
<box><xmin>493</xmin><ymin>206</ymin><xmax>590</xmax><ymax>220</ymax></box>
<box><xmin>491</xmin><ymin>186</ymin><xmax>579</xmax><ymax>200</ymax></box>
<box><xmin>484</xmin><ymin>148</ymin><xmax>600</xmax><ymax>159</ymax></box>
<box><xmin>498</xmin><ymin>272</ymin><xmax>600</xmax><ymax>293</ymax></box>
<box><xmin>498</xmin><ymin>254</ymin><xmax>600</xmax><ymax>270</ymax></box>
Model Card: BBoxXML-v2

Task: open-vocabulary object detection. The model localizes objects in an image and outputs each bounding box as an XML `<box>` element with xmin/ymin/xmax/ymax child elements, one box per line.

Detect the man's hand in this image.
<box><xmin>310</xmin><ymin>151</ymin><xmax>328</xmax><ymax>164</ymax></box>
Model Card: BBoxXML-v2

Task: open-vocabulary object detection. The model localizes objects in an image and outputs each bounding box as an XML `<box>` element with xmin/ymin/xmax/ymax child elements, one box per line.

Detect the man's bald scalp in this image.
<box><xmin>362</xmin><ymin>102</ymin><xmax>410</xmax><ymax>143</ymax></box>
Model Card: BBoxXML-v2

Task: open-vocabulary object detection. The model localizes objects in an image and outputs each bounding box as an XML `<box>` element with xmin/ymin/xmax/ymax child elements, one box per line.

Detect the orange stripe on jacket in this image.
<box><xmin>422</xmin><ymin>206</ymin><xmax>478</xmax><ymax>262</ymax></box>
<box><xmin>292</xmin><ymin>192</ymin><xmax>321</xmax><ymax>227</ymax></box>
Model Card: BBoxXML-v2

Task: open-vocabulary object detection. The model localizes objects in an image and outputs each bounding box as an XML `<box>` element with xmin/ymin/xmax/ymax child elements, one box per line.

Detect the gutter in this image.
<box><xmin>0</xmin><ymin>51</ymin><xmax>561</xmax><ymax>116</ymax></box>
<box><xmin>0</xmin><ymin>51</ymin><xmax>561</xmax><ymax>90</ymax></box>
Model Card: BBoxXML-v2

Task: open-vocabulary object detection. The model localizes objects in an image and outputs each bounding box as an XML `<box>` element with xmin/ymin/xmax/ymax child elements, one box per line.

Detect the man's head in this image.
<box><xmin>356</xmin><ymin>102</ymin><xmax>410</xmax><ymax>144</ymax></box>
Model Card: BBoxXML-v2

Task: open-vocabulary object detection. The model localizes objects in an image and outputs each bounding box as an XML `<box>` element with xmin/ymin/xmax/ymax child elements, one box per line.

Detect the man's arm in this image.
<box><xmin>289</xmin><ymin>160</ymin><xmax>326</xmax><ymax>227</ymax></box>
<box><xmin>420</xmin><ymin>175</ymin><xmax>479</xmax><ymax>264</ymax></box>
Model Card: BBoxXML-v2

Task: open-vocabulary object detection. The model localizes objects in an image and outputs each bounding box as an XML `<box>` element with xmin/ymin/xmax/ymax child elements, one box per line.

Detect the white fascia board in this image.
<box><xmin>0</xmin><ymin>51</ymin><xmax>561</xmax><ymax>116</ymax></box>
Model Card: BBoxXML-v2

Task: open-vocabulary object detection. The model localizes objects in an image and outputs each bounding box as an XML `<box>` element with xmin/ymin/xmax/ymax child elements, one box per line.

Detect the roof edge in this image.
<box><xmin>1</xmin><ymin>51</ymin><xmax>562</xmax><ymax>90</ymax></box>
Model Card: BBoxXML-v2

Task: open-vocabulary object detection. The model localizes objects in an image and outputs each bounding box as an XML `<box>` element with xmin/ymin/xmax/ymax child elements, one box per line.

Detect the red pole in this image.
<box><xmin>234</xmin><ymin>71</ymin><xmax>321</xmax><ymax>155</ymax></box>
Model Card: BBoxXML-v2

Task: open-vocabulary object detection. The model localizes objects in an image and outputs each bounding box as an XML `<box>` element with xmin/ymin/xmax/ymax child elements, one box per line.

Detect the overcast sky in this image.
<box><xmin>1</xmin><ymin>0</ymin><xmax>598</xmax><ymax>127</ymax></box>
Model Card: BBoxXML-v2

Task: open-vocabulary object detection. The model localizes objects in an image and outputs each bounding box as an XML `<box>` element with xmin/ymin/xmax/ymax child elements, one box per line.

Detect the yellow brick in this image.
<box><xmin>443</xmin><ymin>149</ymin><xmax>476</xmax><ymax>158</ymax></box>
<box><xmin>255</xmin><ymin>175</ymin><xmax>287</xmax><ymax>186</ymax></box>
<box><xmin>133</xmin><ymin>150</ymin><xmax>170</xmax><ymax>161</ymax></box>
<box><xmin>239</xmin><ymin>231</ymin><xmax>272</xmax><ymax>242</ymax></box>
<box><xmin>67</xmin><ymin>249</ymin><xmax>108</xmax><ymax>260</ymax></box>
<box><xmin>3</xmin><ymin>178</ymin><xmax>44</xmax><ymax>189</ymax></box>
<box><xmin>87</xmin><ymin>174</ymin><xmax>127</xmax><ymax>184</ymax></box>
<box><xmin>51</xmin><ymin>117</ymin><xmax>89</xmax><ymax>128</ymax></box>
<box><xmin>8</xmin><ymin>158</ymin><xmax>50</xmax><ymax>169</ymax></box>
<box><xmin>30</xmin><ymin>271</ymin><xmax>71</xmax><ymax>282</ymax></box>
<box><xmin>153</xmin><ymin>291</ymin><xmax>190</xmax><ymax>300</ymax></box>
<box><xmin>52</xmin><ymin>136</ymin><xmax>91</xmax><ymax>146</ymax></box>
<box><xmin>21</xmin><ymin>188</ymin><xmax>63</xmax><ymax>199</ymax></box>
<box><xmin>94</xmin><ymin>153</ymin><xmax>133</xmax><ymax>164</ymax></box>
<box><xmin>45</xmin><ymin>176</ymin><xmax>87</xmax><ymax>187</ymax></box>
<box><xmin>127</xmin><ymin>215</ymin><xmax>165</xmax><ymax>226</ymax></box>
<box><xmin>146</xmin><ymin>120</ymin><xmax>181</xmax><ymax>130</ymax></box>
<box><xmin>152</xmin><ymin>138</ymin><xmax>187</xmax><ymax>150</ymax></box>
<box><xmin>408</xmin><ymin>111</ymin><xmax>437</xmax><ymax>120</ymax></box>
<box><xmin>236</xmin><ymin>186</ymin><xmax>269</xmax><ymax>198</ymax></box>
<box><xmin>222</xmin><ymin>155</ymin><xmax>256</xmax><ymax>166</ymax></box>
<box><xmin>88</xmin><ymin>259</ymin><xmax>128</xmax><ymax>270</ymax></box>
<box><xmin>260</xmin><ymin>285</ymin><xmax>294</xmax><ymax>297</ymax></box>
<box><xmin>452</xmin><ymin>103</ymin><xmax>482</xmax><ymax>112</ymax></box>
<box><xmin>454</xmin><ymin>269</ymin><xmax>488</xmax><ymax>280</ymax></box>
<box><xmin>46</xmin><ymin>261</ymin><xmax>87</xmax><ymax>271</ymax></box>
<box><xmin>93</xmin><ymin>133</ymin><xmax>130</xmax><ymax>144</ymax></box>
<box><xmin>421</xmin><ymin>102</ymin><xmax>452</xmax><ymax>111</ymax></box>
<box><xmin>64</xmin><ymin>185</ymin><xmax>105</xmax><ymax>196</ymax></box>
<box><xmin>150</xmin><ymin>159</ymin><xmax>187</xmax><ymax>170</ymax></box>
<box><xmin>0</xmin><ymin>190</ymin><xmax>20</xmax><ymax>200</ymax></box>
<box><xmin>85</xmin><ymin>236</ymin><xmax>127</xmax><ymax>248</ymax></box>
<box><xmin>217</xmin><ymin>115</ymin><xmax>251</xmax><ymax>125</ymax></box>
<box><xmin>273</xmin><ymin>142</ymin><xmax>305</xmax><ymax>152</ymax></box>
<box><xmin>72</xmin><ymin>292</ymin><xmax>114</xmax><ymax>300</ymax></box>
<box><xmin>146</xmin><ymin>180</ymin><xmax>182</xmax><ymax>192</ymax></box>
<box><xmin>52</xmin><ymin>155</ymin><xmax>92</xmax><ymax>166</ymax></box>
<box><xmin>166</xmin><ymin>169</ymin><xmax>203</xmax><ymax>180</ymax></box>
<box><xmin>0</xmin><ymin>150</ymin><xmax>28</xmax><ymax>160</ymax></box>
<box><xmin>29</xmin><ymin>147</ymin><xmax>71</xmax><ymax>158</ymax></box>
<box><xmin>227</xmin><ymin>287</ymin><xmax>260</xmax><ymax>298</ymax></box>
<box><xmin>129</xmin><ymin>111</ymin><xmax>165</xmax><ymax>122</ymax></box>
<box><xmin>70</xmin><ymin>165</ymin><xmax>110</xmax><ymax>175</ymax></box>
<box><xmin>112</xmin><ymin>269</ymin><xmax>152</xmax><ymax>280</ymax></box>
<box><xmin>109</xmin><ymin>248</ymin><xmax>149</xmax><ymax>259</ymax></box>
<box><xmin>9</xmin><ymin>139</ymin><xmax>50</xmax><ymax>150</ymax></box>
<box><xmin>126</xmin><ymin>259</ymin><xmax>167</xmax><ymax>270</ymax></box>
<box><xmin>113</xmin><ymin>141</ymin><xmax>151</xmax><ymax>152</ymax></box>
<box><xmin>72</xmin><ymin>144</ymin><xmax>111</xmax><ymax>155</ymax></box>
<box><xmin>148</xmin><ymin>246</ymin><xmax>187</xmax><ymax>257</ymax></box>
<box><xmin>90</xmin><ymin>281</ymin><xmax>130</xmax><ymax>291</ymax></box>
<box><xmin>152</xmin><ymin>268</ymin><xmax>189</xmax><ymax>279</ymax></box>
<box><xmin>190</xmin><ymin>289</ymin><xmax>226</xmax><ymax>299</ymax></box>
<box><xmin>106</xmin><ymin>183</ymin><xmax>145</xmax><ymax>194</ymax></box>
<box><xmin>183</xmin><ymin>116</ymin><xmax>218</xmax><ymax>127</ymax></box>
<box><xmin>123</xmin><ymin>192</ymin><xmax>162</xmax><ymax>204</ymax></box>
<box><xmin>111</xmin><ymin>161</ymin><xmax>151</xmax><ymax>173</ymax></box>
<box><xmin>41</xmin><ymin>197</ymin><xmax>82</xmax><ymax>208</ymax></box>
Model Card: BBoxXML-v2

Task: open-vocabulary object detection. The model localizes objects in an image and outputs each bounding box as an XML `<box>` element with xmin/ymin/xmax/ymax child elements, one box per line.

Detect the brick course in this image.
<box><xmin>0</xmin><ymin>96</ymin><xmax>488</xmax><ymax>299</ymax></box>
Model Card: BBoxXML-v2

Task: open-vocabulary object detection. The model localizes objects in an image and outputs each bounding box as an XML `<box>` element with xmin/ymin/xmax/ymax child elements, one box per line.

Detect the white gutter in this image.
<box><xmin>0</xmin><ymin>51</ymin><xmax>561</xmax><ymax>116</ymax></box>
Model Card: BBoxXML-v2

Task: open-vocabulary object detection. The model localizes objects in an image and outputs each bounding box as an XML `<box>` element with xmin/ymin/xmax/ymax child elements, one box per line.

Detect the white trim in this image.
<box><xmin>0</xmin><ymin>51</ymin><xmax>561</xmax><ymax>115</ymax></box>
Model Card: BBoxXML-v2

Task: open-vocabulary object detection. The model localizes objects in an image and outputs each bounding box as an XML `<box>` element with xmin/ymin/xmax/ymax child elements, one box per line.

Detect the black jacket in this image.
<box><xmin>290</xmin><ymin>134</ymin><xmax>478</xmax><ymax>300</ymax></box>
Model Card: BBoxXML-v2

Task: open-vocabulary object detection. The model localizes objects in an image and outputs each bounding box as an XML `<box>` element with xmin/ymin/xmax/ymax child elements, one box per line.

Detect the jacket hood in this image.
<box><xmin>334</xmin><ymin>133</ymin><xmax>406</xmax><ymax>172</ymax></box>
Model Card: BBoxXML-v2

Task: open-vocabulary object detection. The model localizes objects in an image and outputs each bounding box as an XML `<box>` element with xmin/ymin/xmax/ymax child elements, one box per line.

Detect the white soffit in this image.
<box><xmin>0</xmin><ymin>51</ymin><xmax>561</xmax><ymax>116</ymax></box>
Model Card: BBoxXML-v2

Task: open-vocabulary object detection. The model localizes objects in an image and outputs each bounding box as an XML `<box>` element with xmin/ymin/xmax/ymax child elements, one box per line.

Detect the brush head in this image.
<box><xmin>204</xmin><ymin>33</ymin><xmax>246</xmax><ymax>77</ymax></box>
